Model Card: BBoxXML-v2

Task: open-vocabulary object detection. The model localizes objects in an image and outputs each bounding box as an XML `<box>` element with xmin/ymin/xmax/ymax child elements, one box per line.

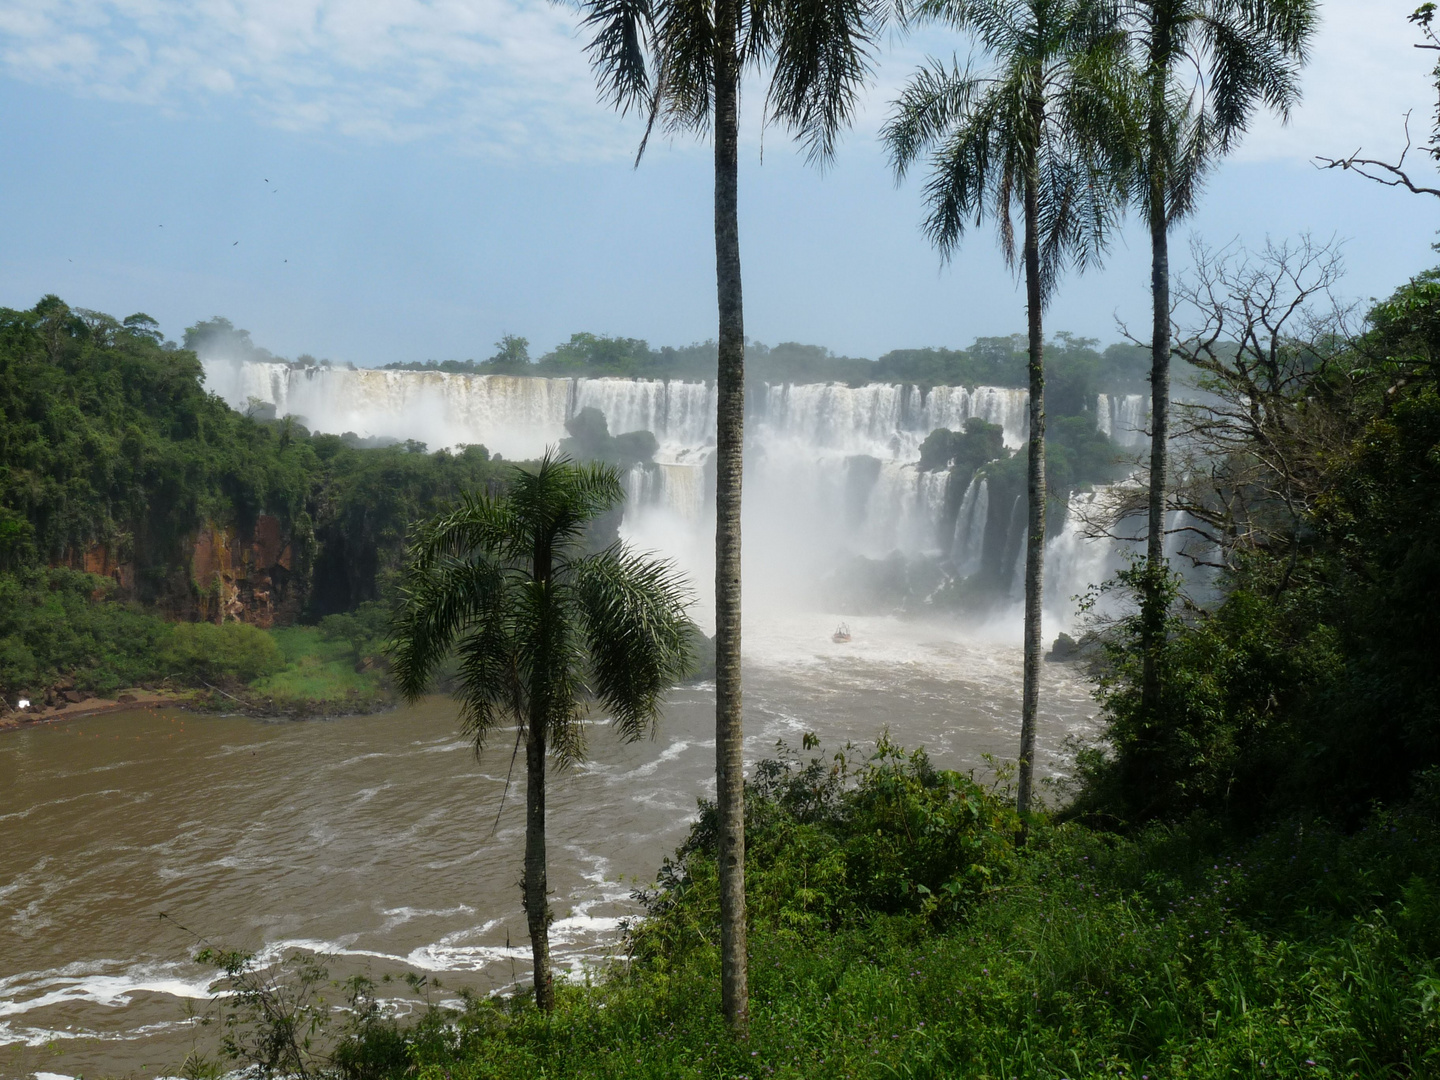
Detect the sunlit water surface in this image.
<box><xmin>0</xmin><ymin>614</ymin><xmax>1098</xmax><ymax>1079</ymax></box>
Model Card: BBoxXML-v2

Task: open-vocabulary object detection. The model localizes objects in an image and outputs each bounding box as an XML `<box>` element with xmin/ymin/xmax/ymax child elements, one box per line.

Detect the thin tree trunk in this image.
<box><xmin>1140</xmin><ymin>175</ymin><xmax>1171</xmax><ymax>720</ymax></box>
<box><xmin>712</xmin><ymin>0</ymin><xmax>749</xmax><ymax>1037</ymax></box>
<box><xmin>1016</xmin><ymin>158</ymin><xmax>1046</xmax><ymax>824</ymax></box>
<box><xmin>523</xmin><ymin>712</ymin><xmax>553</xmax><ymax>1011</ymax></box>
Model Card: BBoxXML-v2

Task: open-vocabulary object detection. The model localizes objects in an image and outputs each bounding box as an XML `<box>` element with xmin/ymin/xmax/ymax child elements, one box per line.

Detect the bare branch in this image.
<box><xmin>1315</xmin><ymin>112</ymin><xmax>1440</xmax><ymax>198</ymax></box>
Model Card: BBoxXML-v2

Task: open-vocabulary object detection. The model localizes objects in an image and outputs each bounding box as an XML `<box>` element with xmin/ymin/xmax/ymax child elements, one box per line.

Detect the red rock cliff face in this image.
<box><xmin>187</xmin><ymin>515</ymin><xmax>300</xmax><ymax>627</ymax></box>
<box><xmin>66</xmin><ymin>544</ymin><xmax>136</xmax><ymax>595</ymax></box>
<box><xmin>63</xmin><ymin>514</ymin><xmax>303</xmax><ymax>627</ymax></box>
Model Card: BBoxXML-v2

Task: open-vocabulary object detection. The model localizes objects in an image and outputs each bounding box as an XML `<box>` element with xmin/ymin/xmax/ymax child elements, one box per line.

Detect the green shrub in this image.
<box><xmin>160</xmin><ymin>620</ymin><xmax>284</xmax><ymax>683</ymax></box>
<box><xmin>0</xmin><ymin>568</ymin><xmax>172</xmax><ymax>696</ymax></box>
<box><xmin>631</xmin><ymin>735</ymin><xmax>1018</xmax><ymax>965</ymax></box>
<box><xmin>317</xmin><ymin>600</ymin><xmax>394</xmax><ymax>660</ymax></box>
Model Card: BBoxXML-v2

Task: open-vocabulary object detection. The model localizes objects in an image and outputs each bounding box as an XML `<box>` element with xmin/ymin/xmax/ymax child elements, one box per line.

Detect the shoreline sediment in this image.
<box><xmin>0</xmin><ymin>690</ymin><xmax>191</xmax><ymax>732</ymax></box>
<box><xmin>0</xmin><ymin>687</ymin><xmax>397</xmax><ymax>732</ymax></box>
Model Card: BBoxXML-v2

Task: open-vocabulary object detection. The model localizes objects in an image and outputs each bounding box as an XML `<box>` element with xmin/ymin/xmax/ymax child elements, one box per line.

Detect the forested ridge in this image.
<box><xmin>0</xmin><ymin>295</ymin><xmax>508</xmax><ymax>701</ymax></box>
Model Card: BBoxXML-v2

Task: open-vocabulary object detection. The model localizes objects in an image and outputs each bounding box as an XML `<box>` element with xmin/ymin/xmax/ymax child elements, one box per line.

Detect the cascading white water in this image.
<box><xmin>950</xmin><ymin>477</ymin><xmax>988</xmax><ymax>577</ymax></box>
<box><xmin>756</xmin><ymin>382</ymin><xmax>1030</xmax><ymax>456</ymax></box>
<box><xmin>1045</xmin><ymin>488</ymin><xmax>1123</xmax><ymax>611</ymax></box>
<box><xmin>205</xmin><ymin>359</ymin><xmax>1139</xmax><ymax>628</ymax></box>
<box><xmin>1095</xmin><ymin>392</ymin><xmax>1149</xmax><ymax>449</ymax></box>
<box><xmin>575</xmin><ymin>379</ymin><xmax>717</xmax><ymax>450</ymax></box>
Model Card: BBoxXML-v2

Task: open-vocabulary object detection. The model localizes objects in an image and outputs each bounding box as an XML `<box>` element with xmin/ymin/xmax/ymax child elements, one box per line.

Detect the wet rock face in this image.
<box><xmin>186</xmin><ymin>515</ymin><xmax>301</xmax><ymax>628</ymax></box>
<box><xmin>61</xmin><ymin>513</ymin><xmax>304</xmax><ymax>628</ymax></box>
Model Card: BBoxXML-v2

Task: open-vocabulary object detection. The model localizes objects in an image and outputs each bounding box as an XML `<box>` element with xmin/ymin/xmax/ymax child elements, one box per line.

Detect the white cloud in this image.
<box><xmin>1237</xmin><ymin>0</ymin><xmax>1434</xmax><ymax>164</ymax></box>
<box><xmin>0</xmin><ymin>0</ymin><xmax>638</xmax><ymax>157</ymax></box>
<box><xmin>0</xmin><ymin>0</ymin><xmax>1430</xmax><ymax>165</ymax></box>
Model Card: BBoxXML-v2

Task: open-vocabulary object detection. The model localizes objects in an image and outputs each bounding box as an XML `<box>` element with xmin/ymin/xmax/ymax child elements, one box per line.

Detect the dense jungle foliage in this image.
<box><xmin>0</xmin><ymin>296</ymin><xmax>509</xmax><ymax>698</ymax></box>
<box><xmin>1074</xmin><ymin>265</ymin><xmax>1440</xmax><ymax>828</ymax></box>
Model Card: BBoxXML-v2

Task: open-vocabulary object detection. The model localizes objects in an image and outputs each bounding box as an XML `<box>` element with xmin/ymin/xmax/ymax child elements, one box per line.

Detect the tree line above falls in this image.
<box><xmin>387</xmin><ymin>331</ymin><xmax>1157</xmax><ymax>394</ymax></box>
<box><xmin>188</xmin><ymin>315</ymin><xmax>1156</xmax><ymax>395</ymax></box>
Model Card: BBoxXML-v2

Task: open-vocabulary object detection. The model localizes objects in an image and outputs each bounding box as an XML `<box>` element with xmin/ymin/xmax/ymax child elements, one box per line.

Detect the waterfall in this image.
<box><xmin>1096</xmin><ymin>392</ymin><xmax>1149</xmax><ymax>449</ymax></box>
<box><xmin>1044</xmin><ymin>488</ymin><xmax>1118</xmax><ymax>612</ymax></box>
<box><xmin>624</xmin><ymin>463</ymin><xmax>661</xmax><ymax>510</ymax></box>
<box><xmin>950</xmin><ymin>477</ymin><xmax>988</xmax><ymax>577</ymax></box>
<box><xmin>205</xmin><ymin>359</ymin><xmax>1132</xmax><ymax>625</ymax></box>
<box><xmin>754</xmin><ymin>383</ymin><xmax>1029</xmax><ymax>456</ymax></box>
<box><xmin>575</xmin><ymin>378</ymin><xmax>717</xmax><ymax>449</ymax></box>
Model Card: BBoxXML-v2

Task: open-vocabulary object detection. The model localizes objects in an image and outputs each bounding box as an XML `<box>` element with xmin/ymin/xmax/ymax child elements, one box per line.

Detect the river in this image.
<box><xmin>0</xmin><ymin>614</ymin><xmax>1099</xmax><ymax>1079</ymax></box>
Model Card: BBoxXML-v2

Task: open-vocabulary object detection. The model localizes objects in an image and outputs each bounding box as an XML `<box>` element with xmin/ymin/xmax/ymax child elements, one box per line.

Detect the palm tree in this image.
<box><xmin>389</xmin><ymin>452</ymin><xmax>693</xmax><ymax>1012</ymax></box>
<box><xmin>884</xmin><ymin>0</ymin><xmax>1130</xmax><ymax>821</ymax></box>
<box><xmin>566</xmin><ymin>0</ymin><xmax>890</xmax><ymax>1031</ymax></box>
<box><xmin>1121</xmin><ymin>0</ymin><xmax>1314</xmax><ymax>724</ymax></box>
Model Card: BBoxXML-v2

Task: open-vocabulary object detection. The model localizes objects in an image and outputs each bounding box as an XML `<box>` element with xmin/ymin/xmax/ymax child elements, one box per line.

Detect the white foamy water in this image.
<box><xmin>0</xmin><ymin>617</ymin><xmax>1098</xmax><ymax>1079</ymax></box>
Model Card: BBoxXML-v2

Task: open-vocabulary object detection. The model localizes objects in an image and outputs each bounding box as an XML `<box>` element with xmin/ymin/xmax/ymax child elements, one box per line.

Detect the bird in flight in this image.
<box><xmin>233</xmin><ymin>241</ymin><xmax>239</xmax><ymax>246</ymax></box>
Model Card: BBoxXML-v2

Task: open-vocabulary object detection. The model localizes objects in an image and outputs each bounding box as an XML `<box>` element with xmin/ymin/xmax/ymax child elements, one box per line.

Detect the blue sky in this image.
<box><xmin>0</xmin><ymin>0</ymin><xmax>1433</xmax><ymax>366</ymax></box>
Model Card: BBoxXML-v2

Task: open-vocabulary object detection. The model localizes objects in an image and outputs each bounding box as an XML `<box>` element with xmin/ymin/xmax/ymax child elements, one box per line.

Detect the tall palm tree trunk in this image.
<box><xmin>523</xmin><ymin>711</ymin><xmax>554</xmax><ymax>1011</ymax></box>
<box><xmin>712</xmin><ymin>0</ymin><xmax>749</xmax><ymax>1036</ymax></box>
<box><xmin>1140</xmin><ymin>170</ymin><xmax>1170</xmax><ymax>722</ymax></box>
<box><xmin>1017</xmin><ymin>157</ymin><xmax>1046</xmax><ymax>823</ymax></box>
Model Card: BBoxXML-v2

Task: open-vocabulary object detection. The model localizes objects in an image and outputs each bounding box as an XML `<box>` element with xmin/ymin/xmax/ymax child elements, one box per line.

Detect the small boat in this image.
<box><xmin>831</xmin><ymin>623</ymin><xmax>852</xmax><ymax>644</ymax></box>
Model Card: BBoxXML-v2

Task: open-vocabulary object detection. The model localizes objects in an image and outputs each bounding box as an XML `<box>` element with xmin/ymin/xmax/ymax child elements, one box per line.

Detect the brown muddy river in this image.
<box><xmin>0</xmin><ymin>614</ymin><xmax>1099</xmax><ymax>1079</ymax></box>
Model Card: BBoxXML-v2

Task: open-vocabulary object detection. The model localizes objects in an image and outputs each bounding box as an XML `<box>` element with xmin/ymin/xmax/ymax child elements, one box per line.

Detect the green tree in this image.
<box><xmin>388</xmin><ymin>453</ymin><xmax>693</xmax><ymax>1012</ymax></box>
<box><xmin>568</xmin><ymin>0</ymin><xmax>890</xmax><ymax>1030</ymax></box>
<box><xmin>1122</xmin><ymin>0</ymin><xmax>1314</xmax><ymax>727</ymax></box>
<box><xmin>489</xmin><ymin>334</ymin><xmax>531</xmax><ymax>371</ymax></box>
<box><xmin>884</xmin><ymin>0</ymin><xmax>1129</xmax><ymax>821</ymax></box>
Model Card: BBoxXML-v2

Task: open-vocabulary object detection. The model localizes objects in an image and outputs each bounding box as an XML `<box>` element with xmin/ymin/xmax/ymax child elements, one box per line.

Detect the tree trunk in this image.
<box><xmin>1016</xmin><ymin>156</ymin><xmax>1046</xmax><ymax>824</ymax></box>
<box><xmin>712</xmin><ymin>0</ymin><xmax>749</xmax><ymax>1037</ymax></box>
<box><xmin>1140</xmin><ymin>174</ymin><xmax>1171</xmax><ymax>721</ymax></box>
<box><xmin>523</xmin><ymin>711</ymin><xmax>553</xmax><ymax>1011</ymax></box>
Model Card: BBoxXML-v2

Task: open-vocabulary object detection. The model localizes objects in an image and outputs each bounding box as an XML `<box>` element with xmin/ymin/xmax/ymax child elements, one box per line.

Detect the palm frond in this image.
<box><xmin>452</xmin><ymin>594</ymin><xmax>525</xmax><ymax>749</ymax></box>
<box><xmin>578</xmin><ymin>0</ymin><xmax>657</xmax><ymax>114</ymax></box>
<box><xmin>389</xmin><ymin>450</ymin><xmax>662</xmax><ymax>769</ymax></box>
<box><xmin>908</xmin><ymin>0</ymin><xmax>1023</xmax><ymax>55</ymax></box>
<box><xmin>881</xmin><ymin>58</ymin><xmax>984</xmax><ymax>177</ymax></box>
<box><xmin>573</xmin><ymin>546</ymin><xmax>695</xmax><ymax>742</ymax></box>
<box><xmin>509</xmin><ymin>450</ymin><xmax>625</xmax><ymax>561</ymax></box>
<box><xmin>766</xmin><ymin>0</ymin><xmax>883</xmax><ymax>164</ymax></box>
<box><xmin>892</xmin><ymin>0</ymin><xmax>1132</xmax><ymax>290</ymax></box>
<box><xmin>652</xmin><ymin>0</ymin><xmax>717</xmax><ymax>135</ymax></box>
<box><xmin>389</xmin><ymin>555</ymin><xmax>508</xmax><ymax>702</ymax></box>
<box><xmin>916</xmin><ymin>93</ymin><xmax>1003</xmax><ymax>261</ymax></box>
<box><xmin>515</xmin><ymin>573</ymin><xmax>592</xmax><ymax>766</ymax></box>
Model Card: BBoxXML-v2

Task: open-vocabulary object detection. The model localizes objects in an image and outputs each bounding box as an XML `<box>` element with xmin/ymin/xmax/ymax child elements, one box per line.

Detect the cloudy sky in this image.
<box><xmin>0</xmin><ymin>0</ymin><xmax>1432</xmax><ymax>364</ymax></box>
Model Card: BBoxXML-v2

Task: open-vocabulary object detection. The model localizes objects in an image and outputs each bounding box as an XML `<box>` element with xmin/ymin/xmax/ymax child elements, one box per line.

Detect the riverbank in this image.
<box><xmin>0</xmin><ymin>671</ymin><xmax>395</xmax><ymax>730</ymax></box>
<box><xmin>0</xmin><ymin>688</ymin><xmax>190</xmax><ymax>730</ymax></box>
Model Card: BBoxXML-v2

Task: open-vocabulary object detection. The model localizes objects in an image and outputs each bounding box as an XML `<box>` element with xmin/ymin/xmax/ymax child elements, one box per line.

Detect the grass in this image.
<box><xmin>244</xmin><ymin>626</ymin><xmax>391</xmax><ymax>712</ymax></box>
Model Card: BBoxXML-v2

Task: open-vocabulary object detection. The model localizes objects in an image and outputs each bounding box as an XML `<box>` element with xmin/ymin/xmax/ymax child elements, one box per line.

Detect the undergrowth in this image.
<box><xmin>247</xmin><ymin>626</ymin><xmax>388</xmax><ymax>709</ymax></box>
<box><xmin>194</xmin><ymin>743</ymin><xmax>1440</xmax><ymax>1080</ymax></box>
